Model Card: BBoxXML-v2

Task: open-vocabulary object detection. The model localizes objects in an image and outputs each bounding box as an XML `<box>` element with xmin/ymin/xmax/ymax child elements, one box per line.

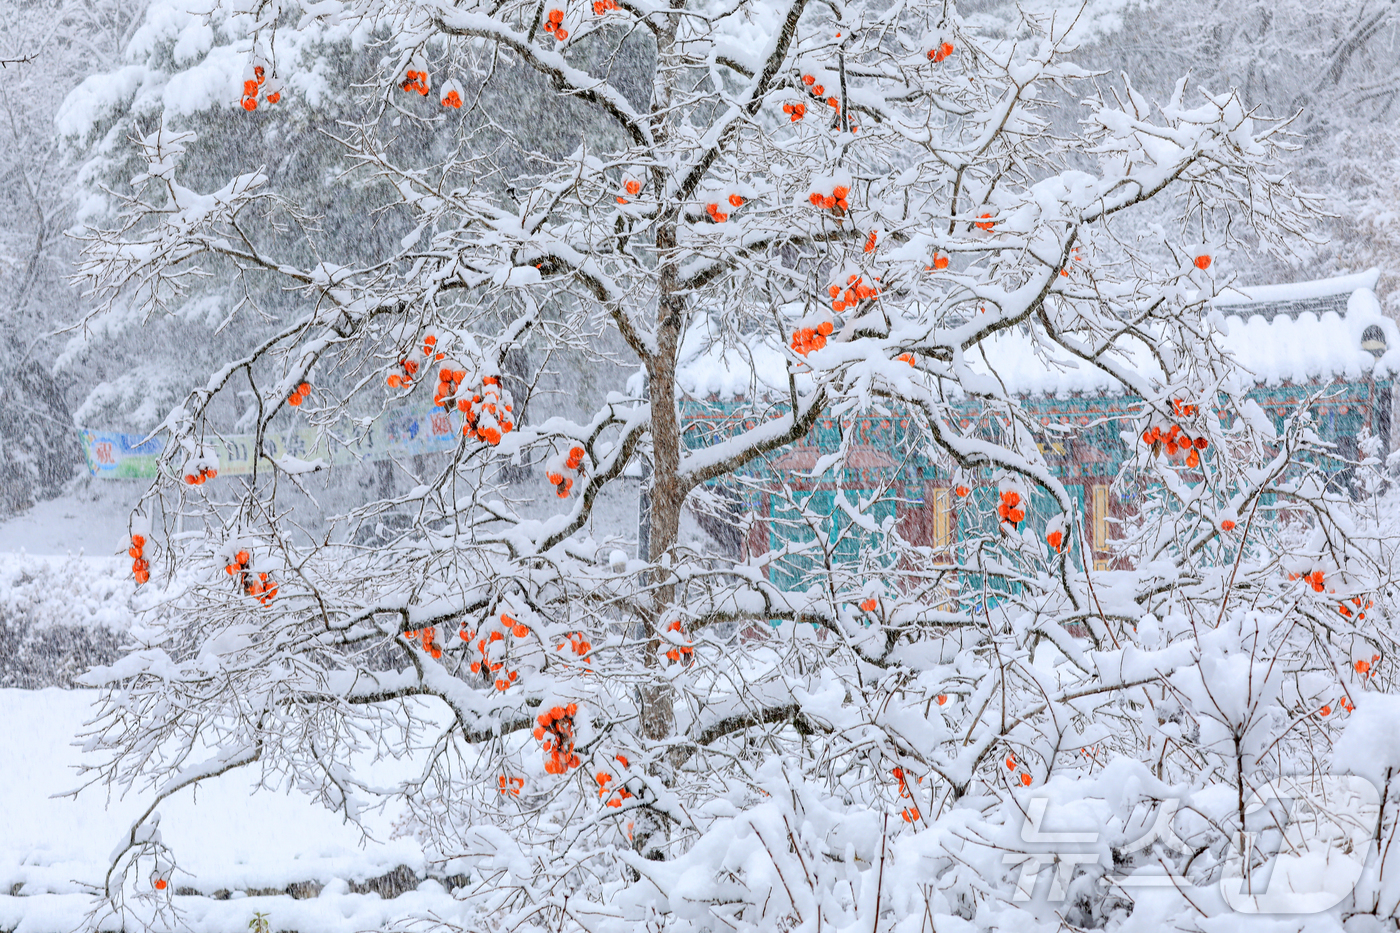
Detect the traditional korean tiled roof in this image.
<box><xmin>678</xmin><ymin>269</ymin><xmax>1398</xmax><ymax>400</ymax></box>
<box><xmin>1209</xmin><ymin>268</ymin><xmax>1399</xmax><ymax>388</ymax></box>
<box><xmin>1210</xmin><ymin>268</ymin><xmax>1380</xmax><ymax>321</ymax></box>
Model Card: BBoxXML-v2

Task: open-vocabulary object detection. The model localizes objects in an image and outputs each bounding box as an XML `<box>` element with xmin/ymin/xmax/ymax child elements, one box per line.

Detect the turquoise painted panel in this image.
<box><xmin>682</xmin><ymin>379</ymin><xmax>1393</xmax><ymax>591</ymax></box>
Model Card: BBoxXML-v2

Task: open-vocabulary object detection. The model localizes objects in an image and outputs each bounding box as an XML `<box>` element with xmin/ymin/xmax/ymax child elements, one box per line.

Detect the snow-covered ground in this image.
<box><xmin>0</xmin><ymin>687</ymin><xmax>473</xmax><ymax>932</ymax></box>
<box><xmin>0</xmin><ymin>475</ymin><xmax>691</xmax><ymax>930</ymax></box>
<box><xmin>0</xmin><ymin>481</ymin><xmax>474</xmax><ymax>931</ymax></box>
<box><xmin>0</xmin><ymin>479</ymin><xmax>145</xmax><ymax>557</ymax></box>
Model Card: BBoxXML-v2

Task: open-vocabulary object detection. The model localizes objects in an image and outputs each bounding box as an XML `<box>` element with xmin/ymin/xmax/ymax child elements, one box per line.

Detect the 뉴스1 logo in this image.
<box><xmin>1006</xmin><ymin>774</ymin><xmax>1379</xmax><ymax>914</ymax></box>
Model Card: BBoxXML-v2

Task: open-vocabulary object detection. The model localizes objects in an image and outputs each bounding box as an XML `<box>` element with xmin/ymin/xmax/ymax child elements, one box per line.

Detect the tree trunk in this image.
<box><xmin>639</xmin><ymin>224</ymin><xmax>685</xmax><ymax>720</ymax></box>
<box><xmin>632</xmin><ymin>209</ymin><xmax>687</xmax><ymax>860</ymax></box>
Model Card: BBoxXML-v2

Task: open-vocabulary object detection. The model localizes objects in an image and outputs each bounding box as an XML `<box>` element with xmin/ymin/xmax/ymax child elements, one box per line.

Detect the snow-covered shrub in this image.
<box><xmin>0</xmin><ymin>556</ymin><xmax>131</xmax><ymax>688</ymax></box>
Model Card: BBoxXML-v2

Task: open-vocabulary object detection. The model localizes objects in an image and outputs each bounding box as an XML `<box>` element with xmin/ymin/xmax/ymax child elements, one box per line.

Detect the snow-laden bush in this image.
<box><xmin>61</xmin><ymin>1</ymin><xmax>1400</xmax><ymax>931</ymax></box>
<box><xmin>0</xmin><ymin>555</ymin><xmax>131</xmax><ymax>688</ymax></box>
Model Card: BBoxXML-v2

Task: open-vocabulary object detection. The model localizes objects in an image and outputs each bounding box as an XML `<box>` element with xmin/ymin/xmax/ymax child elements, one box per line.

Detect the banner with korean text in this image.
<box><xmin>79</xmin><ymin>406</ymin><xmax>461</xmax><ymax>479</ymax></box>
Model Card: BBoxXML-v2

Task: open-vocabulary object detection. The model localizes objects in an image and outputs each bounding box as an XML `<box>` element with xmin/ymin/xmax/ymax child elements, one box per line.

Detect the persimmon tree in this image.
<box><xmin>70</xmin><ymin>1</ymin><xmax>1400</xmax><ymax>931</ymax></box>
